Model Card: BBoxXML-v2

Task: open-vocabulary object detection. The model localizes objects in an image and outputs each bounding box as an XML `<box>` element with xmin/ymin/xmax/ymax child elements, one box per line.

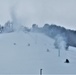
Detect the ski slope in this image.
<box><xmin>0</xmin><ymin>31</ymin><xmax>76</xmax><ymax>74</ymax></box>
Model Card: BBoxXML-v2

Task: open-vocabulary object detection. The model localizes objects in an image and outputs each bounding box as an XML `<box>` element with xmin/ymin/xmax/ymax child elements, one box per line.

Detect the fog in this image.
<box><xmin>0</xmin><ymin>0</ymin><xmax>76</xmax><ymax>29</ymax></box>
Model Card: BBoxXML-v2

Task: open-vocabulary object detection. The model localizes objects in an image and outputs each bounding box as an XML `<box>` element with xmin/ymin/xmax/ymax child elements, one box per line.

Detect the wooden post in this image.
<box><xmin>58</xmin><ymin>49</ymin><xmax>60</xmax><ymax>57</ymax></box>
<box><xmin>40</xmin><ymin>69</ymin><xmax>42</xmax><ymax>75</ymax></box>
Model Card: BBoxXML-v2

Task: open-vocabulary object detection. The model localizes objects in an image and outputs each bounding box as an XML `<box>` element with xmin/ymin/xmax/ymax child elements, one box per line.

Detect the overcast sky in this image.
<box><xmin>0</xmin><ymin>0</ymin><xmax>76</xmax><ymax>30</ymax></box>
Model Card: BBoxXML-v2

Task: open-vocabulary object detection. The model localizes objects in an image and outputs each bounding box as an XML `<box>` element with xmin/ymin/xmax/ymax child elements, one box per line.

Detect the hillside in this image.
<box><xmin>0</xmin><ymin>31</ymin><xmax>76</xmax><ymax>74</ymax></box>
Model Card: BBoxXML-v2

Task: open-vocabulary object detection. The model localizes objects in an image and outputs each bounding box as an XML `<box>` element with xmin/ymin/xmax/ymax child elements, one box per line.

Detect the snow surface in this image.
<box><xmin>0</xmin><ymin>31</ymin><xmax>76</xmax><ymax>74</ymax></box>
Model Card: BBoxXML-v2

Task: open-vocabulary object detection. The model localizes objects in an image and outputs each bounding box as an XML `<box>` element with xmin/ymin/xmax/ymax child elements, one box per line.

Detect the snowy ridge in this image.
<box><xmin>0</xmin><ymin>31</ymin><xmax>76</xmax><ymax>74</ymax></box>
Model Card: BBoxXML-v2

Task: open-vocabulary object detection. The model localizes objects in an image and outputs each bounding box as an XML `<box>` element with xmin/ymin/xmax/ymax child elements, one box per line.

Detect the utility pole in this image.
<box><xmin>40</xmin><ymin>69</ymin><xmax>42</xmax><ymax>75</ymax></box>
<box><xmin>58</xmin><ymin>49</ymin><xmax>60</xmax><ymax>57</ymax></box>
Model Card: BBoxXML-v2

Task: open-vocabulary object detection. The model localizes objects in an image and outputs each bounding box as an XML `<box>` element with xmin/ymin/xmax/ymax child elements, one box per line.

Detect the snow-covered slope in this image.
<box><xmin>0</xmin><ymin>31</ymin><xmax>76</xmax><ymax>74</ymax></box>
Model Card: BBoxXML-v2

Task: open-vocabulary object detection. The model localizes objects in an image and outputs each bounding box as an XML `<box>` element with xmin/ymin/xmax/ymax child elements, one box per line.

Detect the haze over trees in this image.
<box><xmin>0</xmin><ymin>20</ymin><xmax>76</xmax><ymax>50</ymax></box>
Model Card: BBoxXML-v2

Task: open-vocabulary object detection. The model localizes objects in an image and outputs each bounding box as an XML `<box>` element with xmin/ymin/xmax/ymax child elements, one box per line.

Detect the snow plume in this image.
<box><xmin>10</xmin><ymin>6</ymin><xmax>22</xmax><ymax>31</ymax></box>
<box><xmin>54</xmin><ymin>34</ymin><xmax>67</xmax><ymax>57</ymax></box>
<box><xmin>54</xmin><ymin>34</ymin><xmax>67</xmax><ymax>50</ymax></box>
<box><xmin>34</xmin><ymin>24</ymin><xmax>68</xmax><ymax>51</ymax></box>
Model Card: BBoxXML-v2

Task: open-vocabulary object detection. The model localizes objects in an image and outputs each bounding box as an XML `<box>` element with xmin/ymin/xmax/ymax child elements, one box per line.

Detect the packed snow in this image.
<box><xmin>0</xmin><ymin>31</ymin><xmax>76</xmax><ymax>74</ymax></box>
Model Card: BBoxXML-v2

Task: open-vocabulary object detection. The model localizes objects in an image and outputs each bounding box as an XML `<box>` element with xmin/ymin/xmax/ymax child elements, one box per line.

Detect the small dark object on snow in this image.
<box><xmin>28</xmin><ymin>43</ymin><xmax>30</xmax><ymax>46</ymax></box>
<box><xmin>47</xmin><ymin>49</ymin><xmax>50</xmax><ymax>52</ymax></box>
<box><xmin>14</xmin><ymin>43</ymin><xmax>16</xmax><ymax>45</ymax></box>
<box><xmin>65</xmin><ymin>59</ymin><xmax>69</xmax><ymax>63</ymax></box>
